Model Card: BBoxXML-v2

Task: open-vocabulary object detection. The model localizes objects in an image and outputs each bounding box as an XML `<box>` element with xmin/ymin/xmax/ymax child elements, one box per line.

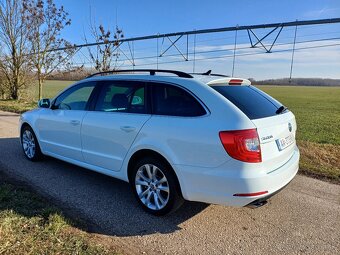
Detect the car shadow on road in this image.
<box><xmin>0</xmin><ymin>137</ymin><xmax>209</xmax><ymax>237</ymax></box>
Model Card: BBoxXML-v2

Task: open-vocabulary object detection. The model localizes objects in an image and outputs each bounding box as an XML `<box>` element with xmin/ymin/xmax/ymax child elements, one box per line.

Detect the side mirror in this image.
<box><xmin>38</xmin><ymin>98</ymin><xmax>51</xmax><ymax>108</ymax></box>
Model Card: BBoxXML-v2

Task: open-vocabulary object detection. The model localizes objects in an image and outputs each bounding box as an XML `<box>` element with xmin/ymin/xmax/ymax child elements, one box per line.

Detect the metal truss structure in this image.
<box><xmin>53</xmin><ymin>18</ymin><xmax>340</xmax><ymax>78</ymax></box>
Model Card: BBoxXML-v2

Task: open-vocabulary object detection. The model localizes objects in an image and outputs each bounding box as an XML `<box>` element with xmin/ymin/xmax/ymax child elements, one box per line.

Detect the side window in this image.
<box><xmin>53</xmin><ymin>82</ymin><xmax>96</xmax><ymax>110</ymax></box>
<box><xmin>95</xmin><ymin>81</ymin><xmax>147</xmax><ymax>113</ymax></box>
<box><xmin>151</xmin><ymin>83</ymin><xmax>206</xmax><ymax>117</ymax></box>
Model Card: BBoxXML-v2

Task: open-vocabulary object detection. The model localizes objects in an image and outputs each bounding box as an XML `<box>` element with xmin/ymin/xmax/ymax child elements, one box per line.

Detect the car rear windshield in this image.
<box><xmin>211</xmin><ymin>85</ymin><xmax>283</xmax><ymax>120</ymax></box>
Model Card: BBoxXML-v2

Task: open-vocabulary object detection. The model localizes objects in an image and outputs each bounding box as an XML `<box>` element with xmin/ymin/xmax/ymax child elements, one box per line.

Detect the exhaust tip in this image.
<box><xmin>246</xmin><ymin>200</ymin><xmax>268</xmax><ymax>209</ymax></box>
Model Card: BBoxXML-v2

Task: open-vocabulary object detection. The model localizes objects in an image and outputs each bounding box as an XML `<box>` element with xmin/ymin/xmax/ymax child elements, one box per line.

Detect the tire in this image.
<box><xmin>21</xmin><ymin>125</ymin><xmax>43</xmax><ymax>161</ymax></box>
<box><xmin>130</xmin><ymin>156</ymin><xmax>184</xmax><ymax>216</ymax></box>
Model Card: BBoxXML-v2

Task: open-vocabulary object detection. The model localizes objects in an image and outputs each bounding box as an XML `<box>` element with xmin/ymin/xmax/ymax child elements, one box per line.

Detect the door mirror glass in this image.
<box><xmin>38</xmin><ymin>98</ymin><xmax>51</xmax><ymax>108</ymax></box>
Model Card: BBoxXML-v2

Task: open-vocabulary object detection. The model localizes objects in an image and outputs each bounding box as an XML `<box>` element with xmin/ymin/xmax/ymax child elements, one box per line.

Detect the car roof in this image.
<box><xmin>85</xmin><ymin>74</ymin><xmax>192</xmax><ymax>83</ymax></box>
<box><xmin>85</xmin><ymin>73</ymin><xmax>251</xmax><ymax>86</ymax></box>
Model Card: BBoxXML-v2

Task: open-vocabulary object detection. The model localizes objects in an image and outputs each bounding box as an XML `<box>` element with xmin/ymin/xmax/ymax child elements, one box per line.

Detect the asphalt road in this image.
<box><xmin>0</xmin><ymin>110</ymin><xmax>339</xmax><ymax>255</ymax></box>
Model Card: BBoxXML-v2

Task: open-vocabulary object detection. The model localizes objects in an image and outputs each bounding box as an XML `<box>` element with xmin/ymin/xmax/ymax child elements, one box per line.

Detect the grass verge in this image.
<box><xmin>0</xmin><ymin>100</ymin><xmax>36</xmax><ymax>114</ymax></box>
<box><xmin>0</xmin><ymin>174</ymin><xmax>117</xmax><ymax>254</ymax></box>
<box><xmin>298</xmin><ymin>141</ymin><xmax>340</xmax><ymax>184</ymax></box>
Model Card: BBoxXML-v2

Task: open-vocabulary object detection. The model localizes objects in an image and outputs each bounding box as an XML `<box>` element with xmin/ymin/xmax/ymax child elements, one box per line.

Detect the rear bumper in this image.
<box><xmin>174</xmin><ymin>146</ymin><xmax>300</xmax><ymax>207</ymax></box>
<box><xmin>245</xmin><ymin>179</ymin><xmax>291</xmax><ymax>208</ymax></box>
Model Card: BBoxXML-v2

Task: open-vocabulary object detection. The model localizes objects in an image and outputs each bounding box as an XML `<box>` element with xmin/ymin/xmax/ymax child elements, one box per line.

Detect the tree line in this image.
<box><xmin>0</xmin><ymin>0</ymin><xmax>123</xmax><ymax>100</ymax></box>
<box><xmin>251</xmin><ymin>78</ymin><xmax>340</xmax><ymax>87</ymax></box>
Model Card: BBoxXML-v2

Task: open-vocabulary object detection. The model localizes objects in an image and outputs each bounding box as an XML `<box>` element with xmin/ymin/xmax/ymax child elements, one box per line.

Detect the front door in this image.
<box><xmin>37</xmin><ymin>82</ymin><xmax>97</xmax><ymax>161</ymax></box>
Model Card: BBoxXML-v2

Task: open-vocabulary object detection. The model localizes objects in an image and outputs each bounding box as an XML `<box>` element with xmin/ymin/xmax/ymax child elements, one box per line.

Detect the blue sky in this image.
<box><xmin>54</xmin><ymin>0</ymin><xmax>340</xmax><ymax>79</ymax></box>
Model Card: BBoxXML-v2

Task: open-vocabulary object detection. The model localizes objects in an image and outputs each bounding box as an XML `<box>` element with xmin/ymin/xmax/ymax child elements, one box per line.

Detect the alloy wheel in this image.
<box><xmin>22</xmin><ymin>130</ymin><xmax>36</xmax><ymax>159</ymax></box>
<box><xmin>135</xmin><ymin>164</ymin><xmax>170</xmax><ymax>210</ymax></box>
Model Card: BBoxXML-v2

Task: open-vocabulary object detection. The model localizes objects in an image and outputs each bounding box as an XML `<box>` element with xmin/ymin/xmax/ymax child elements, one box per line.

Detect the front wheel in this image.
<box><xmin>131</xmin><ymin>157</ymin><xmax>184</xmax><ymax>216</ymax></box>
<box><xmin>21</xmin><ymin>125</ymin><xmax>43</xmax><ymax>161</ymax></box>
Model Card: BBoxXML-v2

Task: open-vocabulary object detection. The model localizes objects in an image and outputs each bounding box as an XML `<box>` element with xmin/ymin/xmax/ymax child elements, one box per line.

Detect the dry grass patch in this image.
<box><xmin>298</xmin><ymin>141</ymin><xmax>340</xmax><ymax>184</ymax></box>
<box><xmin>0</xmin><ymin>181</ymin><xmax>118</xmax><ymax>254</ymax></box>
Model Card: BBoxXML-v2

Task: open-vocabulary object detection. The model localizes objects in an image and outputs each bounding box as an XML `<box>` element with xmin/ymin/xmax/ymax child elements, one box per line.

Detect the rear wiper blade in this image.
<box><xmin>276</xmin><ymin>105</ymin><xmax>288</xmax><ymax>114</ymax></box>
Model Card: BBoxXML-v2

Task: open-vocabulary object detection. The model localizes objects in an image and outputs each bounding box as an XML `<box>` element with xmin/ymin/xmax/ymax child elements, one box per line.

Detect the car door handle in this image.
<box><xmin>120</xmin><ymin>126</ymin><xmax>136</xmax><ymax>132</ymax></box>
<box><xmin>70</xmin><ymin>120</ymin><xmax>80</xmax><ymax>126</ymax></box>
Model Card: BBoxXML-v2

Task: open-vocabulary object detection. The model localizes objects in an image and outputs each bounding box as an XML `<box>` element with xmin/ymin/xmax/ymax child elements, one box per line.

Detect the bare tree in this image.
<box><xmin>85</xmin><ymin>18</ymin><xmax>124</xmax><ymax>72</ymax></box>
<box><xmin>23</xmin><ymin>0</ymin><xmax>74</xmax><ymax>100</ymax></box>
<box><xmin>0</xmin><ymin>0</ymin><xmax>31</xmax><ymax>100</ymax></box>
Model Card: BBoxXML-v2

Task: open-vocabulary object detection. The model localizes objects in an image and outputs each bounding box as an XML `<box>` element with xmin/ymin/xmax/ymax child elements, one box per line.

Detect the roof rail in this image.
<box><xmin>86</xmin><ymin>69</ymin><xmax>193</xmax><ymax>79</ymax></box>
<box><xmin>190</xmin><ymin>70</ymin><xmax>229</xmax><ymax>77</ymax></box>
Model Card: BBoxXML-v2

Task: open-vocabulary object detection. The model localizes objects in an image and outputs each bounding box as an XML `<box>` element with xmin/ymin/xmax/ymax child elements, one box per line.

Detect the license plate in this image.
<box><xmin>276</xmin><ymin>134</ymin><xmax>294</xmax><ymax>151</ymax></box>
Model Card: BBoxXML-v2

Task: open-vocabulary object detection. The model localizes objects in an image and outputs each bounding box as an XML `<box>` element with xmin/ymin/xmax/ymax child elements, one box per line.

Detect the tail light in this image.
<box><xmin>219</xmin><ymin>129</ymin><xmax>262</xmax><ymax>163</ymax></box>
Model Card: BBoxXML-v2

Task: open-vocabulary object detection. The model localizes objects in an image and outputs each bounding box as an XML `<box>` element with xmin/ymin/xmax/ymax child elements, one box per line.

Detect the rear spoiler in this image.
<box><xmin>207</xmin><ymin>78</ymin><xmax>251</xmax><ymax>86</ymax></box>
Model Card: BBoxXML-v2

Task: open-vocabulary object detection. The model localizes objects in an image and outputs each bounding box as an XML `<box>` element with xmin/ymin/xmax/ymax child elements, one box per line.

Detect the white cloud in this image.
<box><xmin>303</xmin><ymin>7</ymin><xmax>340</xmax><ymax>19</ymax></box>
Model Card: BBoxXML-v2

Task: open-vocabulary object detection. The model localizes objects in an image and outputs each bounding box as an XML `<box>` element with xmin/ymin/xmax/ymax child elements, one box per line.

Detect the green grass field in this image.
<box><xmin>0</xmin><ymin>81</ymin><xmax>339</xmax><ymax>182</ymax></box>
<box><xmin>258</xmin><ymin>86</ymin><xmax>340</xmax><ymax>145</ymax></box>
<box><xmin>31</xmin><ymin>80</ymin><xmax>75</xmax><ymax>99</ymax></box>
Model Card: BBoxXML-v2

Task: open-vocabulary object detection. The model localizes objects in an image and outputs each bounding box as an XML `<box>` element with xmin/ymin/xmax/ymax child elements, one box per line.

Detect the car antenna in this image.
<box><xmin>202</xmin><ymin>70</ymin><xmax>212</xmax><ymax>75</ymax></box>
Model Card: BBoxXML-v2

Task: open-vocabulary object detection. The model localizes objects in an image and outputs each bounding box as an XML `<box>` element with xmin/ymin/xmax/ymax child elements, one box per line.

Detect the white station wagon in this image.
<box><xmin>19</xmin><ymin>69</ymin><xmax>299</xmax><ymax>215</ymax></box>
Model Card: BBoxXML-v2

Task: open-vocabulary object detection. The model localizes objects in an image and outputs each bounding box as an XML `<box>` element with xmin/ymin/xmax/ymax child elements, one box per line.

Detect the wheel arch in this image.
<box><xmin>127</xmin><ymin>149</ymin><xmax>183</xmax><ymax>197</ymax></box>
<box><xmin>20</xmin><ymin>122</ymin><xmax>31</xmax><ymax>136</ymax></box>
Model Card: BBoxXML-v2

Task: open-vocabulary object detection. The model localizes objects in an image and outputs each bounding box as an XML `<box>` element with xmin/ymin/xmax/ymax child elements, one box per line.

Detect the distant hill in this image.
<box><xmin>251</xmin><ymin>78</ymin><xmax>340</xmax><ymax>87</ymax></box>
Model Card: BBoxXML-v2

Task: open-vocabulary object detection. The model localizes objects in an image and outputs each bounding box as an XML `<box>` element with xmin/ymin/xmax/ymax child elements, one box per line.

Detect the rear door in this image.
<box><xmin>211</xmin><ymin>85</ymin><xmax>297</xmax><ymax>171</ymax></box>
<box><xmin>81</xmin><ymin>80</ymin><xmax>151</xmax><ymax>171</ymax></box>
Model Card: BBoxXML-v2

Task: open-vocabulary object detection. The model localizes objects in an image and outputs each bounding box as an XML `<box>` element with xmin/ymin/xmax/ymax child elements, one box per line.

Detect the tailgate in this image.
<box><xmin>252</xmin><ymin>111</ymin><xmax>297</xmax><ymax>172</ymax></box>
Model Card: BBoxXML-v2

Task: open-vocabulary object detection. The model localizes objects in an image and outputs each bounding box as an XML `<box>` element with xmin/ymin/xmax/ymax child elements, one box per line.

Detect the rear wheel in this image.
<box><xmin>131</xmin><ymin>157</ymin><xmax>184</xmax><ymax>216</ymax></box>
<box><xmin>21</xmin><ymin>125</ymin><xmax>43</xmax><ymax>161</ymax></box>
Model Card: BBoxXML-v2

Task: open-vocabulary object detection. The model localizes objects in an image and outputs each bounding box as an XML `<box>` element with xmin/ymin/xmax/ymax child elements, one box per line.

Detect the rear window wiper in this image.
<box><xmin>276</xmin><ymin>105</ymin><xmax>288</xmax><ymax>114</ymax></box>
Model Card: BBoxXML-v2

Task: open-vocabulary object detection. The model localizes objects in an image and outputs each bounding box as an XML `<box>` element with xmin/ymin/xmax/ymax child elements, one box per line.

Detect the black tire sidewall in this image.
<box><xmin>131</xmin><ymin>157</ymin><xmax>183</xmax><ymax>216</ymax></box>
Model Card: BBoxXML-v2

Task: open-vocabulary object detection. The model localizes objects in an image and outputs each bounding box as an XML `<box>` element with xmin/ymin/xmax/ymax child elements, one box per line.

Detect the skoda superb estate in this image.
<box><xmin>19</xmin><ymin>69</ymin><xmax>299</xmax><ymax>215</ymax></box>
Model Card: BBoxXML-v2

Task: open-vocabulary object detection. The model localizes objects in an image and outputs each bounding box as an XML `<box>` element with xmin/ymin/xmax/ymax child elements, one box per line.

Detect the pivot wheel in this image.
<box><xmin>131</xmin><ymin>157</ymin><xmax>184</xmax><ymax>215</ymax></box>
